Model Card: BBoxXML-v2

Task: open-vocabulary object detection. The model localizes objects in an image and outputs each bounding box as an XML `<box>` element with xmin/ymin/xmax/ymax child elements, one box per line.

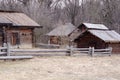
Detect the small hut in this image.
<box><xmin>46</xmin><ymin>23</ymin><xmax>76</xmax><ymax>47</ymax></box>
<box><xmin>0</xmin><ymin>10</ymin><xmax>42</xmax><ymax>48</ymax></box>
<box><xmin>73</xmin><ymin>23</ymin><xmax>120</xmax><ymax>53</ymax></box>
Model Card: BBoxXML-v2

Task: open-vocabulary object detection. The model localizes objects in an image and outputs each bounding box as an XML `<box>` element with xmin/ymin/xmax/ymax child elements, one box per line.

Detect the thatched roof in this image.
<box><xmin>0</xmin><ymin>11</ymin><xmax>41</xmax><ymax>27</ymax></box>
<box><xmin>79</xmin><ymin>23</ymin><xmax>108</xmax><ymax>30</ymax></box>
<box><xmin>47</xmin><ymin>23</ymin><xmax>76</xmax><ymax>36</ymax></box>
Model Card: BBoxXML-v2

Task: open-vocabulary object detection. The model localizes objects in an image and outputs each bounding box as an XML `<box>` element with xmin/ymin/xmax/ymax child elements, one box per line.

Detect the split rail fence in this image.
<box><xmin>69</xmin><ymin>47</ymin><xmax>112</xmax><ymax>56</ymax></box>
<box><xmin>0</xmin><ymin>44</ymin><xmax>112</xmax><ymax>58</ymax></box>
<box><xmin>0</xmin><ymin>43</ymin><xmax>33</xmax><ymax>60</ymax></box>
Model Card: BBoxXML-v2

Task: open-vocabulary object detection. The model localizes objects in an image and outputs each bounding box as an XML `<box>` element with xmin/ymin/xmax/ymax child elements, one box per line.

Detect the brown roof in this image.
<box><xmin>0</xmin><ymin>11</ymin><xmax>41</xmax><ymax>27</ymax></box>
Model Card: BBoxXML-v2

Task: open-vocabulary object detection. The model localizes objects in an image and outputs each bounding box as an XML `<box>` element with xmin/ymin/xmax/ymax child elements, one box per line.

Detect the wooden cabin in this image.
<box><xmin>73</xmin><ymin>23</ymin><xmax>120</xmax><ymax>53</ymax></box>
<box><xmin>0</xmin><ymin>10</ymin><xmax>42</xmax><ymax>48</ymax></box>
<box><xmin>46</xmin><ymin>23</ymin><xmax>76</xmax><ymax>47</ymax></box>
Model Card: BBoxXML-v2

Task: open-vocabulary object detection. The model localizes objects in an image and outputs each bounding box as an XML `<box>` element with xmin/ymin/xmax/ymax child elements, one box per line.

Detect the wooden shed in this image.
<box><xmin>46</xmin><ymin>23</ymin><xmax>76</xmax><ymax>47</ymax></box>
<box><xmin>73</xmin><ymin>23</ymin><xmax>120</xmax><ymax>53</ymax></box>
<box><xmin>0</xmin><ymin>10</ymin><xmax>42</xmax><ymax>48</ymax></box>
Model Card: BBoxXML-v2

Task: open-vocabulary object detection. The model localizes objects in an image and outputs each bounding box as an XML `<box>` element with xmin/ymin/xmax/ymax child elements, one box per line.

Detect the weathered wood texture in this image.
<box><xmin>0</xmin><ymin>43</ymin><xmax>112</xmax><ymax>57</ymax></box>
<box><xmin>11</xmin><ymin>49</ymin><xmax>69</xmax><ymax>52</ymax></box>
<box><xmin>108</xmin><ymin>43</ymin><xmax>120</xmax><ymax>54</ymax></box>
<box><xmin>36</xmin><ymin>43</ymin><xmax>60</xmax><ymax>48</ymax></box>
<box><xmin>75</xmin><ymin>31</ymin><xmax>120</xmax><ymax>54</ymax></box>
<box><xmin>93</xmin><ymin>47</ymin><xmax>112</xmax><ymax>56</ymax></box>
<box><xmin>69</xmin><ymin>47</ymin><xmax>92</xmax><ymax>56</ymax></box>
<box><xmin>50</xmin><ymin>36</ymin><xmax>59</xmax><ymax>44</ymax></box>
<box><xmin>69</xmin><ymin>47</ymin><xmax>112</xmax><ymax>56</ymax></box>
<box><xmin>0</xmin><ymin>56</ymin><xmax>33</xmax><ymax>60</ymax></box>
<box><xmin>76</xmin><ymin>32</ymin><xmax>106</xmax><ymax>49</ymax></box>
<box><xmin>0</xmin><ymin>43</ymin><xmax>33</xmax><ymax>60</ymax></box>
<box><xmin>0</xmin><ymin>47</ymin><xmax>7</xmax><ymax>55</ymax></box>
<box><xmin>7</xmin><ymin>29</ymin><xmax>33</xmax><ymax>48</ymax></box>
<box><xmin>49</xmin><ymin>36</ymin><xmax>70</xmax><ymax>48</ymax></box>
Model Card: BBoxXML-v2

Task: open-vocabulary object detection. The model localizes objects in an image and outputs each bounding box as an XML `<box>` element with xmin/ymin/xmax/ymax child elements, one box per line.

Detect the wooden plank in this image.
<box><xmin>11</xmin><ymin>49</ymin><xmax>69</xmax><ymax>52</ymax></box>
<box><xmin>94</xmin><ymin>52</ymin><xmax>111</xmax><ymax>54</ymax></box>
<box><xmin>0</xmin><ymin>52</ymin><xmax>7</xmax><ymax>55</ymax></box>
<box><xmin>94</xmin><ymin>49</ymin><xmax>110</xmax><ymax>52</ymax></box>
<box><xmin>0</xmin><ymin>47</ymin><xmax>7</xmax><ymax>50</ymax></box>
<box><xmin>72</xmin><ymin>48</ymin><xmax>89</xmax><ymax>51</ymax></box>
<box><xmin>7</xmin><ymin>43</ymin><xmax>10</xmax><ymax>56</ymax></box>
<box><xmin>11</xmin><ymin>53</ymin><xmax>69</xmax><ymax>56</ymax></box>
<box><xmin>70</xmin><ymin>47</ymin><xmax>73</xmax><ymax>56</ymax></box>
<box><xmin>73</xmin><ymin>51</ymin><xmax>89</xmax><ymax>53</ymax></box>
<box><xmin>109</xmin><ymin>47</ymin><xmax>112</xmax><ymax>56</ymax></box>
<box><xmin>91</xmin><ymin>47</ymin><xmax>94</xmax><ymax>57</ymax></box>
<box><xmin>0</xmin><ymin>56</ymin><xmax>33</xmax><ymax>60</ymax></box>
<box><xmin>37</xmin><ymin>43</ymin><xmax>60</xmax><ymax>47</ymax></box>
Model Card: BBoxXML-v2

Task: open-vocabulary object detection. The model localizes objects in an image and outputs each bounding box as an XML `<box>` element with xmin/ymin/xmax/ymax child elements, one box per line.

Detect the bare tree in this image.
<box><xmin>63</xmin><ymin>0</ymin><xmax>80</xmax><ymax>25</ymax></box>
<box><xmin>0</xmin><ymin>0</ymin><xmax>120</xmax><ymax>43</ymax></box>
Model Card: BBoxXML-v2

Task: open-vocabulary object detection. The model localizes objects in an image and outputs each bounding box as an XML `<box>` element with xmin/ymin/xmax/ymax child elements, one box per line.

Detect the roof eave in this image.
<box><xmin>13</xmin><ymin>25</ymin><xmax>43</xmax><ymax>28</ymax></box>
<box><xmin>46</xmin><ymin>34</ymin><xmax>68</xmax><ymax>37</ymax></box>
<box><xmin>105</xmin><ymin>41</ymin><xmax>120</xmax><ymax>43</ymax></box>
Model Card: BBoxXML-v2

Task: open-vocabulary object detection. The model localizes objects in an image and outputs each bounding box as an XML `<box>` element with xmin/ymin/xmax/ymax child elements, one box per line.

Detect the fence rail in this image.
<box><xmin>69</xmin><ymin>47</ymin><xmax>91</xmax><ymax>56</ymax></box>
<box><xmin>0</xmin><ymin>43</ymin><xmax>112</xmax><ymax>57</ymax></box>
<box><xmin>0</xmin><ymin>47</ymin><xmax>7</xmax><ymax>55</ymax></box>
<box><xmin>11</xmin><ymin>49</ymin><xmax>69</xmax><ymax>52</ymax></box>
<box><xmin>93</xmin><ymin>47</ymin><xmax>112</xmax><ymax>56</ymax></box>
<box><xmin>11</xmin><ymin>47</ymin><xmax>112</xmax><ymax>57</ymax></box>
<box><xmin>69</xmin><ymin>47</ymin><xmax>112</xmax><ymax>56</ymax></box>
<box><xmin>0</xmin><ymin>43</ymin><xmax>33</xmax><ymax>60</ymax></box>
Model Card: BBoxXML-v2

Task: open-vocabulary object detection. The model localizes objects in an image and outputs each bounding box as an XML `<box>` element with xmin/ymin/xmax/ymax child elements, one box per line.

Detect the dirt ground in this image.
<box><xmin>0</xmin><ymin>54</ymin><xmax>120</xmax><ymax>80</ymax></box>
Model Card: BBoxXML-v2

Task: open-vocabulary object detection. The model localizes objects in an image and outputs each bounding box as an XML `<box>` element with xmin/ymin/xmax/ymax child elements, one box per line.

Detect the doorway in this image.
<box><xmin>11</xmin><ymin>32</ymin><xmax>20</xmax><ymax>45</ymax></box>
<box><xmin>88</xmin><ymin>41</ymin><xmax>97</xmax><ymax>48</ymax></box>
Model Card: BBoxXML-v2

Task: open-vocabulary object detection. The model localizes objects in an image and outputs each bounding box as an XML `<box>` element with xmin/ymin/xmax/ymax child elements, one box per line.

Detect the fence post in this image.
<box><xmin>91</xmin><ymin>47</ymin><xmax>94</xmax><ymax>57</ymax></box>
<box><xmin>88</xmin><ymin>47</ymin><xmax>92</xmax><ymax>56</ymax></box>
<box><xmin>7</xmin><ymin>43</ymin><xmax>10</xmax><ymax>56</ymax></box>
<box><xmin>109</xmin><ymin>47</ymin><xmax>112</xmax><ymax>56</ymax></box>
<box><xmin>70</xmin><ymin>46</ymin><xmax>73</xmax><ymax>56</ymax></box>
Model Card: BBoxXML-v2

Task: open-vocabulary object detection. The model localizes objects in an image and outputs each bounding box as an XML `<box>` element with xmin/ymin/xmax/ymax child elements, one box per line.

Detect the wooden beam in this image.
<box><xmin>0</xmin><ymin>56</ymin><xmax>33</xmax><ymax>60</ymax></box>
<box><xmin>11</xmin><ymin>49</ymin><xmax>69</xmax><ymax>52</ymax></box>
<box><xmin>7</xmin><ymin>43</ymin><xmax>10</xmax><ymax>56</ymax></box>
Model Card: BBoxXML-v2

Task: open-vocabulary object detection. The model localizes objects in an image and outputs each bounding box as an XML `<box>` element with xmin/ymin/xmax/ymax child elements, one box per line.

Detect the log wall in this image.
<box><xmin>76</xmin><ymin>32</ymin><xmax>107</xmax><ymax>49</ymax></box>
<box><xmin>7</xmin><ymin>29</ymin><xmax>33</xmax><ymax>48</ymax></box>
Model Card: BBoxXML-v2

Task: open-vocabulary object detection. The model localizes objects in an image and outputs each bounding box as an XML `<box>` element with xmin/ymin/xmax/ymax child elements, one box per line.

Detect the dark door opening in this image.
<box><xmin>88</xmin><ymin>41</ymin><xmax>97</xmax><ymax>48</ymax></box>
<box><xmin>11</xmin><ymin>32</ymin><xmax>20</xmax><ymax>45</ymax></box>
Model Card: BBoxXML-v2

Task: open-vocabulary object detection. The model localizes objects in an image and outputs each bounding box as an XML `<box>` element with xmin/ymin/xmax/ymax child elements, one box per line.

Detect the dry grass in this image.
<box><xmin>0</xmin><ymin>55</ymin><xmax>120</xmax><ymax>80</ymax></box>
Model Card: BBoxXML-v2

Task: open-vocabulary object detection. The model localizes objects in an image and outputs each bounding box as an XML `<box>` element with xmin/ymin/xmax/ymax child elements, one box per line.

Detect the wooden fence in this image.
<box><xmin>0</xmin><ymin>44</ymin><xmax>112</xmax><ymax>57</ymax></box>
<box><xmin>0</xmin><ymin>47</ymin><xmax>8</xmax><ymax>55</ymax></box>
<box><xmin>0</xmin><ymin>43</ymin><xmax>33</xmax><ymax>60</ymax></box>
<box><xmin>36</xmin><ymin>43</ymin><xmax>60</xmax><ymax>48</ymax></box>
<box><xmin>69</xmin><ymin>47</ymin><xmax>112</xmax><ymax>56</ymax></box>
<box><xmin>92</xmin><ymin>47</ymin><xmax>112</xmax><ymax>56</ymax></box>
<box><xmin>69</xmin><ymin>47</ymin><xmax>91</xmax><ymax>56</ymax></box>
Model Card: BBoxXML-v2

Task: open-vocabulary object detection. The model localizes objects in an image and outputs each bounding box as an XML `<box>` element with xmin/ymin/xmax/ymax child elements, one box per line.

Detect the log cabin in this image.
<box><xmin>0</xmin><ymin>10</ymin><xmax>42</xmax><ymax>48</ymax></box>
<box><xmin>46</xmin><ymin>23</ymin><xmax>76</xmax><ymax>47</ymax></box>
<box><xmin>73</xmin><ymin>23</ymin><xmax>120</xmax><ymax>53</ymax></box>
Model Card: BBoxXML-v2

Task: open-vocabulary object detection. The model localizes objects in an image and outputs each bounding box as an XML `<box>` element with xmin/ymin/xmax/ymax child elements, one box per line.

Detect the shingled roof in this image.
<box><xmin>0</xmin><ymin>11</ymin><xmax>41</xmax><ymax>27</ymax></box>
<box><xmin>47</xmin><ymin>23</ymin><xmax>76</xmax><ymax>36</ymax></box>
